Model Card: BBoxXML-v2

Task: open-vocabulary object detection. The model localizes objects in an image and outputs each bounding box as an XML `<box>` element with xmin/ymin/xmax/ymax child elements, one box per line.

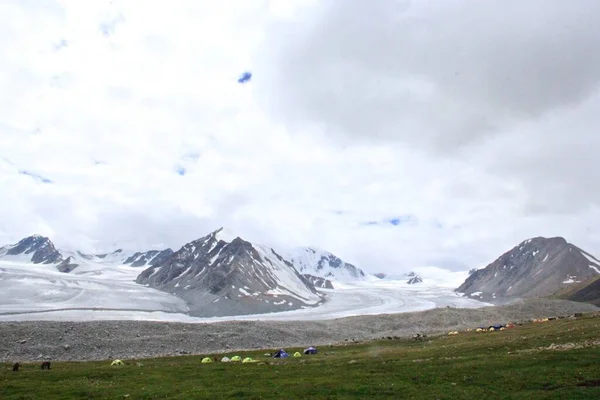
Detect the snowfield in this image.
<box><xmin>0</xmin><ymin>260</ymin><xmax>489</xmax><ymax>323</ymax></box>
<box><xmin>0</xmin><ymin>260</ymin><xmax>189</xmax><ymax>315</ymax></box>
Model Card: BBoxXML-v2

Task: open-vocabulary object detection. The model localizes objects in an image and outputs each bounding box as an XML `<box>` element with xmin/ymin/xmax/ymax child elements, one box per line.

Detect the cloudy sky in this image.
<box><xmin>1</xmin><ymin>0</ymin><xmax>600</xmax><ymax>273</ymax></box>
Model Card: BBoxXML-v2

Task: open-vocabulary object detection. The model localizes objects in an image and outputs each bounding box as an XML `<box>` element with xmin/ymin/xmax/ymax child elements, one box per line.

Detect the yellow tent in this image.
<box><xmin>110</xmin><ymin>359</ymin><xmax>124</xmax><ymax>366</ymax></box>
<box><xmin>230</xmin><ymin>356</ymin><xmax>242</xmax><ymax>362</ymax></box>
<box><xmin>201</xmin><ymin>357</ymin><xmax>213</xmax><ymax>364</ymax></box>
<box><xmin>242</xmin><ymin>357</ymin><xmax>255</xmax><ymax>363</ymax></box>
<box><xmin>293</xmin><ymin>352</ymin><xmax>301</xmax><ymax>357</ymax></box>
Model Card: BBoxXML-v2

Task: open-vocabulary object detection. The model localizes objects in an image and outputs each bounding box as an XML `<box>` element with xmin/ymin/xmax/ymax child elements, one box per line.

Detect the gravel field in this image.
<box><xmin>1</xmin><ymin>299</ymin><xmax>597</xmax><ymax>363</ymax></box>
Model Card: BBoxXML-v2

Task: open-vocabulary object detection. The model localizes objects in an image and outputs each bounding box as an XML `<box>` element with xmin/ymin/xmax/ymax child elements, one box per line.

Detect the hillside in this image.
<box><xmin>555</xmin><ymin>275</ymin><xmax>600</xmax><ymax>306</ymax></box>
<box><xmin>457</xmin><ymin>237</ymin><xmax>600</xmax><ymax>302</ymax></box>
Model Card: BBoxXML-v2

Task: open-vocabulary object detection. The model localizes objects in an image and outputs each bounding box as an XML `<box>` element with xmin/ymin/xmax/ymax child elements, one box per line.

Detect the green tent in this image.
<box><xmin>230</xmin><ymin>356</ymin><xmax>242</xmax><ymax>362</ymax></box>
<box><xmin>201</xmin><ymin>357</ymin><xmax>213</xmax><ymax>364</ymax></box>
<box><xmin>242</xmin><ymin>357</ymin><xmax>258</xmax><ymax>363</ymax></box>
<box><xmin>293</xmin><ymin>352</ymin><xmax>302</xmax><ymax>357</ymax></box>
<box><xmin>110</xmin><ymin>359</ymin><xmax>124</xmax><ymax>366</ymax></box>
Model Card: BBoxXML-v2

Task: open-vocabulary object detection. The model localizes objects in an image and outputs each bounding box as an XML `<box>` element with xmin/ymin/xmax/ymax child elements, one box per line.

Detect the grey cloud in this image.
<box><xmin>256</xmin><ymin>0</ymin><xmax>600</xmax><ymax>151</ymax></box>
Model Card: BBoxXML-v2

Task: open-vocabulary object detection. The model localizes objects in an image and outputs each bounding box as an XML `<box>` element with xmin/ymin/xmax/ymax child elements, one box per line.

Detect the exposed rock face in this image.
<box><xmin>56</xmin><ymin>257</ymin><xmax>79</xmax><ymax>273</ymax></box>
<box><xmin>303</xmin><ymin>274</ymin><xmax>334</xmax><ymax>289</ymax></box>
<box><xmin>457</xmin><ymin>237</ymin><xmax>600</xmax><ymax>302</ymax></box>
<box><xmin>124</xmin><ymin>249</ymin><xmax>174</xmax><ymax>267</ymax></box>
<box><xmin>374</xmin><ymin>273</ymin><xmax>387</xmax><ymax>279</ymax></box>
<box><xmin>136</xmin><ymin>228</ymin><xmax>322</xmax><ymax>317</ymax></box>
<box><xmin>2</xmin><ymin>235</ymin><xmax>63</xmax><ymax>264</ymax></box>
<box><xmin>407</xmin><ymin>275</ymin><xmax>423</xmax><ymax>284</ymax></box>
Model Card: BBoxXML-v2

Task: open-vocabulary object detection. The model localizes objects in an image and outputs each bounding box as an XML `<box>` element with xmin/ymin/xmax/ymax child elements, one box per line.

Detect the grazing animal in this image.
<box><xmin>41</xmin><ymin>361</ymin><xmax>51</xmax><ymax>370</ymax></box>
<box><xmin>12</xmin><ymin>362</ymin><xmax>20</xmax><ymax>371</ymax></box>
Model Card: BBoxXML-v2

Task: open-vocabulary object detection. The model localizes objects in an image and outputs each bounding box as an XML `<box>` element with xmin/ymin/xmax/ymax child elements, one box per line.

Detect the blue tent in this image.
<box><xmin>237</xmin><ymin>71</ymin><xmax>252</xmax><ymax>83</ymax></box>
<box><xmin>303</xmin><ymin>347</ymin><xmax>317</xmax><ymax>355</ymax></box>
<box><xmin>273</xmin><ymin>349</ymin><xmax>289</xmax><ymax>358</ymax></box>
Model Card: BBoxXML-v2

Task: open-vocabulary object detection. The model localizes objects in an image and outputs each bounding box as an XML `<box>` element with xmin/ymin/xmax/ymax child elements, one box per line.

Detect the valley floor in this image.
<box><xmin>2</xmin><ymin>311</ymin><xmax>600</xmax><ymax>399</ymax></box>
<box><xmin>0</xmin><ymin>259</ymin><xmax>487</xmax><ymax>322</ymax></box>
<box><xmin>0</xmin><ymin>299</ymin><xmax>596</xmax><ymax>363</ymax></box>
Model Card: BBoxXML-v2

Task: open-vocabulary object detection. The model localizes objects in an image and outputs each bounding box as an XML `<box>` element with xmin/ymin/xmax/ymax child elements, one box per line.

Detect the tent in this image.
<box><xmin>231</xmin><ymin>356</ymin><xmax>242</xmax><ymax>362</ymax></box>
<box><xmin>110</xmin><ymin>359</ymin><xmax>124</xmax><ymax>366</ymax></box>
<box><xmin>303</xmin><ymin>347</ymin><xmax>317</xmax><ymax>355</ymax></box>
<box><xmin>242</xmin><ymin>357</ymin><xmax>256</xmax><ymax>363</ymax></box>
<box><xmin>221</xmin><ymin>357</ymin><xmax>231</xmax><ymax>363</ymax></box>
<box><xmin>201</xmin><ymin>357</ymin><xmax>213</xmax><ymax>364</ymax></box>
<box><xmin>273</xmin><ymin>349</ymin><xmax>289</xmax><ymax>358</ymax></box>
<box><xmin>293</xmin><ymin>352</ymin><xmax>302</xmax><ymax>357</ymax></box>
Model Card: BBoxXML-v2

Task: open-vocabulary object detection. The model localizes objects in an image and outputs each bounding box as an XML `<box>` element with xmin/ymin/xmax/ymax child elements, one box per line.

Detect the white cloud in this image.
<box><xmin>1</xmin><ymin>0</ymin><xmax>600</xmax><ymax>275</ymax></box>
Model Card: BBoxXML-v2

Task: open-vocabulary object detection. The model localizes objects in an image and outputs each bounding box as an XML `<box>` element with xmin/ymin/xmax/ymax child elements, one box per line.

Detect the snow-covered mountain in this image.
<box><xmin>457</xmin><ymin>237</ymin><xmax>600</xmax><ymax>302</ymax></box>
<box><xmin>283</xmin><ymin>247</ymin><xmax>371</xmax><ymax>286</ymax></box>
<box><xmin>136</xmin><ymin>228</ymin><xmax>323</xmax><ymax>317</ymax></box>
<box><xmin>0</xmin><ymin>235</ymin><xmax>63</xmax><ymax>264</ymax></box>
<box><xmin>0</xmin><ymin>235</ymin><xmax>176</xmax><ymax>274</ymax></box>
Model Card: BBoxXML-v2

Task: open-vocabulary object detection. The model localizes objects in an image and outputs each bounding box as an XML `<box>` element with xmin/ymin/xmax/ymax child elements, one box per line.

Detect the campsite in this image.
<box><xmin>2</xmin><ymin>312</ymin><xmax>600</xmax><ymax>399</ymax></box>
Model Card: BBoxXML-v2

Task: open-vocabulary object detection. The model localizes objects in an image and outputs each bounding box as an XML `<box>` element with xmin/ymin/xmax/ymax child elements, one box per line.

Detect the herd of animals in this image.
<box><xmin>12</xmin><ymin>361</ymin><xmax>51</xmax><ymax>371</ymax></box>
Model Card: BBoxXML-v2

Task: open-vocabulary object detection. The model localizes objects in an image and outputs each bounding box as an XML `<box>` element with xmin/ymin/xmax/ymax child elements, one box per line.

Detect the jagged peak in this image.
<box><xmin>19</xmin><ymin>234</ymin><xmax>52</xmax><ymax>243</ymax></box>
<box><xmin>211</xmin><ymin>227</ymin><xmax>241</xmax><ymax>243</ymax></box>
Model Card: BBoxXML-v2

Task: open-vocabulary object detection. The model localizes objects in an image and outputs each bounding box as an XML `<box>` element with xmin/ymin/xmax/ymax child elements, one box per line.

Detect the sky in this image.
<box><xmin>1</xmin><ymin>0</ymin><xmax>600</xmax><ymax>274</ymax></box>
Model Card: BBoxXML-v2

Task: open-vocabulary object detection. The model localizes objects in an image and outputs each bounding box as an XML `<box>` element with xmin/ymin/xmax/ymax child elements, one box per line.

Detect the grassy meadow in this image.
<box><xmin>2</xmin><ymin>314</ymin><xmax>600</xmax><ymax>399</ymax></box>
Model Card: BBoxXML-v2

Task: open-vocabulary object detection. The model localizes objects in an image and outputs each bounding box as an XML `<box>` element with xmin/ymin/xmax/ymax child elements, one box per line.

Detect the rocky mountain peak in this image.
<box><xmin>136</xmin><ymin>230</ymin><xmax>322</xmax><ymax>317</ymax></box>
<box><xmin>407</xmin><ymin>275</ymin><xmax>423</xmax><ymax>284</ymax></box>
<box><xmin>4</xmin><ymin>235</ymin><xmax>63</xmax><ymax>264</ymax></box>
<box><xmin>457</xmin><ymin>236</ymin><xmax>600</xmax><ymax>302</ymax></box>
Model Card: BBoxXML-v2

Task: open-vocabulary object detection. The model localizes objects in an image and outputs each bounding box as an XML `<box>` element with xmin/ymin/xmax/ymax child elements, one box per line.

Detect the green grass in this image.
<box><xmin>2</xmin><ymin>315</ymin><xmax>600</xmax><ymax>399</ymax></box>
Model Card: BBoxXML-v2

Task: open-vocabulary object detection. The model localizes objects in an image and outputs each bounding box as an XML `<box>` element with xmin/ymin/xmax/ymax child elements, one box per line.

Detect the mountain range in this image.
<box><xmin>0</xmin><ymin>228</ymin><xmax>372</xmax><ymax>316</ymax></box>
<box><xmin>2</xmin><ymin>231</ymin><xmax>600</xmax><ymax>316</ymax></box>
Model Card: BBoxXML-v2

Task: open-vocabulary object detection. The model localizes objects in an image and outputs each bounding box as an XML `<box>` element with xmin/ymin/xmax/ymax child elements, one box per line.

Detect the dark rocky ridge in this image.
<box><xmin>124</xmin><ymin>249</ymin><xmax>174</xmax><ymax>267</ymax></box>
<box><xmin>3</xmin><ymin>235</ymin><xmax>63</xmax><ymax>264</ymax></box>
<box><xmin>303</xmin><ymin>274</ymin><xmax>334</xmax><ymax>289</ymax></box>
